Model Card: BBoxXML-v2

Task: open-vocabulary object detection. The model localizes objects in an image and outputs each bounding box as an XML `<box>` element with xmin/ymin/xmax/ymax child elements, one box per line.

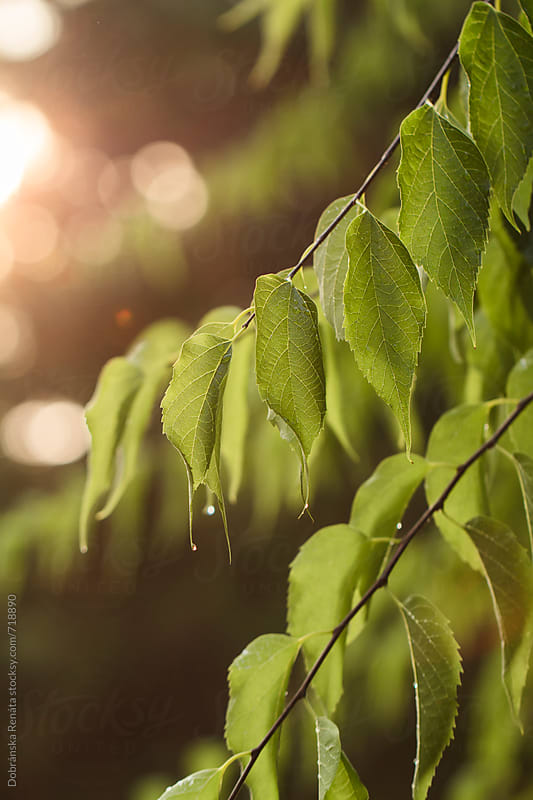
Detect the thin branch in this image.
<box><xmin>226</xmin><ymin>390</ymin><xmax>533</xmax><ymax>800</ymax></box>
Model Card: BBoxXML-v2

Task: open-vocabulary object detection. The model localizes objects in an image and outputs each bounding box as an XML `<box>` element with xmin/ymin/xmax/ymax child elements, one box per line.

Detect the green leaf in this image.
<box><xmin>254</xmin><ymin>273</ymin><xmax>326</xmax><ymax>507</ymax></box>
<box><xmin>459</xmin><ymin>3</ymin><xmax>533</xmax><ymax>226</ymax></box>
<box><xmin>513</xmin><ymin>155</ymin><xmax>533</xmax><ymax>230</ymax></box>
<box><xmin>156</xmin><ymin>768</ymin><xmax>221</xmax><ymax>800</ymax></box>
<box><xmin>344</xmin><ymin>209</ymin><xmax>426</xmax><ymax>454</ymax></box>
<box><xmin>313</xmin><ymin>195</ymin><xmax>361</xmax><ymax>339</ymax></box>
<box><xmin>79</xmin><ymin>357</ymin><xmax>143</xmax><ymax>552</ymax></box>
<box><xmin>398</xmin><ymin>103</ymin><xmax>490</xmax><ymax>337</ymax></box>
<box><xmin>324</xmin><ymin>752</ymin><xmax>369</xmax><ymax>800</ymax></box>
<box><xmin>225</xmin><ymin>633</ymin><xmax>300</xmax><ymax>800</ymax></box>
<box><xmin>506</xmin><ymin>350</ymin><xmax>533</xmax><ymax>457</ymax></box>
<box><xmin>518</xmin><ymin>0</ymin><xmax>533</xmax><ymax>28</ymax></box>
<box><xmin>316</xmin><ymin>717</ymin><xmax>341</xmax><ymax>800</ymax></box>
<box><xmin>221</xmin><ymin>332</ymin><xmax>254</xmax><ymax>503</ymax></box>
<box><xmin>320</xmin><ymin>320</ymin><xmax>360</xmax><ymax>461</ymax></box>
<box><xmin>161</xmin><ymin>322</ymin><xmax>233</xmax><ymax>550</ymax></box>
<box><xmin>512</xmin><ymin>451</ymin><xmax>533</xmax><ymax>558</ymax></box>
<box><xmin>395</xmin><ymin>594</ymin><xmax>462</xmax><ymax>800</ymax></box>
<box><xmin>465</xmin><ymin>516</ymin><xmax>533</xmax><ymax>726</ymax></box>
<box><xmin>425</xmin><ymin>403</ymin><xmax>489</xmax><ymax>570</ymax></box>
<box><xmin>287</xmin><ymin>525</ymin><xmax>367</xmax><ymax>713</ymax></box>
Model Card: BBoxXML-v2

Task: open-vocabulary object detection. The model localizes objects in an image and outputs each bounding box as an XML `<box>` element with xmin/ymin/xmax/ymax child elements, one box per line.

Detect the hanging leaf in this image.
<box><xmin>316</xmin><ymin>717</ymin><xmax>341</xmax><ymax>800</ymax></box>
<box><xmin>513</xmin><ymin>155</ymin><xmax>533</xmax><ymax>230</ymax></box>
<box><xmin>324</xmin><ymin>752</ymin><xmax>369</xmax><ymax>800</ymax></box>
<box><xmin>398</xmin><ymin>103</ymin><xmax>490</xmax><ymax>337</ymax></box>
<box><xmin>79</xmin><ymin>357</ymin><xmax>143</xmax><ymax>552</ymax></box>
<box><xmin>221</xmin><ymin>332</ymin><xmax>254</xmax><ymax>503</ymax></box>
<box><xmin>465</xmin><ymin>517</ymin><xmax>533</xmax><ymax>727</ymax></box>
<box><xmin>161</xmin><ymin>322</ymin><xmax>233</xmax><ymax>549</ymax></box>
<box><xmin>287</xmin><ymin>525</ymin><xmax>367</xmax><ymax>713</ymax></box>
<box><xmin>395</xmin><ymin>594</ymin><xmax>462</xmax><ymax>800</ymax></box>
<box><xmin>512</xmin><ymin>452</ymin><xmax>533</xmax><ymax>558</ymax></box>
<box><xmin>225</xmin><ymin>634</ymin><xmax>300</xmax><ymax>800</ymax></box>
<box><xmin>425</xmin><ymin>403</ymin><xmax>489</xmax><ymax>570</ymax></box>
<box><xmin>313</xmin><ymin>195</ymin><xmax>361</xmax><ymax>339</ymax></box>
<box><xmin>344</xmin><ymin>209</ymin><xmax>426</xmax><ymax>454</ymax></box>
<box><xmin>459</xmin><ymin>3</ymin><xmax>533</xmax><ymax>227</ymax></box>
<box><xmin>156</xmin><ymin>768</ymin><xmax>222</xmax><ymax>800</ymax></box>
<box><xmin>254</xmin><ymin>273</ymin><xmax>326</xmax><ymax>508</ymax></box>
<box><xmin>506</xmin><ymin>349</ymin><xmax>533</xmax><ymax>457</ymax></box>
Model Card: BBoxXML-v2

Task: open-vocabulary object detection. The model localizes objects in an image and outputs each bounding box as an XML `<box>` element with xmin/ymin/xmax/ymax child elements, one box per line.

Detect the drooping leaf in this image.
<box><xmin>316</xmin><ymin>717</ymin><xmax>341</xmax><ymax>800</ymax></box>
<box><xmin>287</xmin><ymin>525</ymin><xmax>367</xmax><ymax>713</ymax></box>
<box><xmin>324</xmin><ymin>752</ymin><xmax>369</xmax><ymax>800</ymax></box>
<box><xmin>344</xmin><ymin>209</ymin><xmax>426</xmax><ymax>454</ymax></box>
<box><xmin>506</xmin><ymin>349</ymin><xmax>533</xmax><ymax>457</ymax></box>
<box><xmin>79</xmin><ymin>357</ymin><xmax>143</xmax><ymax>552</ymax></box>
<box><xmin>512</xmin><ymin>451</ymin><xmax>533</xmax><ymax>558</ymax></box>
<box><xmin>514</xmin><ymin>154</ymin><xmax>533</xmax><ymax>230</ymax></box>
<box><xmin>254</xmin><ymin>273</ymin><xmax>326</xmax><ymax>507</ymax></box>
<box><xmin>221</xmin><ymin>332</ymin><xmax>254</xmax><ymax>503</ymax></box>
<box><xmin>225</xmin><ymin>634</ymin><xmax>300</xmax><ymax>800</ymax></box>
<box><xmin>425</xmin><ymin>403</ymin><xmax>489</xmax><ymax>570</ymax></box>
<box><xmin>398</xmin><ymin>103</ymin><xmax>490</xmax><ymax>337</ymax></box>
<box><xmin>156</xmin><ymin>768</ymin><xmax>222</xmax><ymax>800</ymax></box>
<box><xmin>395</xmin><ymin>594</ymin><xmax>462</xmax><ymax>800</ymax></box>
<box><xmin>161</xmin><ymin>322</ymin><xmax>233</xmax><ymax>548</ymax></box>
<box><xmin>459</xmin><ymin>3</ymin><xmax>533</xmax><ymax>226</ymax></box>
<box><xmin>313</xmin><ymin>195</ymin><xmax>361</xmax><ymax>339</ymax></box>
<box><xmin>465</xmin><ymin>516</ymin><xmax>533</xmax><ymax>726</ymax></box>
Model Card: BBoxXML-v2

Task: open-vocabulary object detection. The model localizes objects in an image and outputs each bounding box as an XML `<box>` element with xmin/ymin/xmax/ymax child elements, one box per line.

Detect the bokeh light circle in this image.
<box><xmin>0</xmin><ymin>0</ymin><xmax>62</xmax><ymax>61</ymax></box>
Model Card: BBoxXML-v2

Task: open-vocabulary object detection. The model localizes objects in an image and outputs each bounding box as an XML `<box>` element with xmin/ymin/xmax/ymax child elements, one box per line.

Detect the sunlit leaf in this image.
<box><xmin>425</xmin><ymin>403</ymin><xmax>489</xmax><ymax>570</ymax></box>
<box><xmin>316</xmin><ymin>717</ymin><xmax>341</xmax><ymax>800</ymax></box>
<box><xmin>324</xmin><ymin>752</ymin><xmax>369</xmax><ymax>800</ymax></box>
<box><xmin>506</xmin><ymin>349</ymin><xmax>533</xmax><ymax>457</ymax></box>
<box><xmin>254</xmin><ymin>273</ymin><xmax>326</xmax><ymax>507</ymax></box>
<box><xmin>313</xmin><ymin>195</ymin><xmax>361</xmax><ymax>339</ymax></box>
<box><xmin>79</xmin><ymin>357</ymin><xmax>143</xmax><ymax>552</ymax></box>
<box><xmin>287</xmin><ymin>525</ymin><xmax>367</xmax><ymax>713</ymax></box>
<box><xmin>459</xmin><ymin>3</ymin><xmax>533</xmax><ymax>226</ymax></box>
<box><xmin>395</xmin><ymin>594</ymin><xmax>462</xmax><ymax>800</ymax></box>
<box><xmin>156</xmin><ymin>768</ymin><xmax>222</xmax><ymax>800</ymax></box>
<box><xmin>398</xmin><ymin>103</ymin><xmax>490</xmax><ymax>337</ymax></box>
<box><xmin>344</xmin><ymin>209</ymin><xmax>426</xmax><ymax>454</ymax></box>
<box><xmin>512</xmin><ymin>452</ymin><xmax>533</xmax><ymax>558</ymax></box>
<box><xmin>518</xmin><ymin>0</ymin><xmax>533</xmax><ymax>28</ymax></box>
<box><xmin>225</xmin><ymin>634</ymin><xmax>300</xmax><ymax>800</ymax></box>
<box><xmin>465</xmin><ymin>516</ymin><xmax>533</xmax><ymax>727</ymax></box>
<box><xmin>513</xmin><ymin>155</ymin><xmax>533</xmax><ymax>230</ymax></box>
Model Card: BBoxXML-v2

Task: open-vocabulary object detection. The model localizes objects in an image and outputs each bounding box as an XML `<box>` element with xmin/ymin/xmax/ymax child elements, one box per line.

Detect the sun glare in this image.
<box><xmin>0</xmin><ymin>96</ymin><xmax>53</xmax><ymax>205</ymax></box>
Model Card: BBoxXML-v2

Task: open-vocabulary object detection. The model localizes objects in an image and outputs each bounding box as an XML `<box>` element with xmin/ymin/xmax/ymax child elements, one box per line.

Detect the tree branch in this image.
<box><xmin>226</xmin><ymin>389</ymin><xmax>533</xmax><ymax>800</ymax></box>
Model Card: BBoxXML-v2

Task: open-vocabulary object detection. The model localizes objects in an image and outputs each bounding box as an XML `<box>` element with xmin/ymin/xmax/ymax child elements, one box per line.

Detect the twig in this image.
<box><xmin>226</xmin><ymin>389</ymin><xmax>533</xmax><ymax>800</ymax></box>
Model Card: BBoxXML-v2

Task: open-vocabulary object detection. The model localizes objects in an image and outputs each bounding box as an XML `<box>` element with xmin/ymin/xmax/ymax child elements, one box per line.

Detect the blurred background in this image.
<box><xmin>1</xmin><ymin>1</ymin><xmax>532</xmax><ymax>798</ymax></box>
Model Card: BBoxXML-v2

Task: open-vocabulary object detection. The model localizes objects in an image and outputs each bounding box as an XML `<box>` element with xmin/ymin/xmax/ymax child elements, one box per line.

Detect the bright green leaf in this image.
<box><xmin>313</xmin><ymin>195</ymin><xmax>361</xmax><ymax>339</ymax></box>
<box><xmin>156</xmin><ymin>768</ymin><xmax>221</xmax><ymax>800</ymax></box>
<box><xmin>506</xmin><ymin>350</ymin><xmax>533</xmax><ymax>457</ymax></box>
<box><xmin>395</xmin><ymin>594</ymin><xmax>462</xmax><ymax>800</ymax></box>
<box><xmin>79</xmin><ymin>357</ymin><xmax>143</xmax><ymax>552</ymax></box>
<box><xmin>518</xmin><ymin>0</ymin><xmax>533</xmax><ymax>28</ymax></box>
<box><xmin>344</xmin><ymin>209</ymin><xmax>426</xmax><ymax>454</ymax></box>
<box><xmin>127</xmin><ymin>319</ymin><xmax>190</xmax><ymax>372</ymax></box>
<box><xmin>465</xmin><ymin>516</ymin><xmax>533</xmax><ymax>726</ymax></box>
<box><xmin>513</xmin><ymin>155</ymin><xmax>533</xmax><ymax>230</ymax></box>
<box><xmin>287</xmin><ymin>525</ymin><xmax>367</xmax><ymax>713</ymax></box>
<box><xmin>425</xmin><ymin>403</ymin><xmax>489</xmax><ymax>570</ymax></box>
<box><xmin>324</xmin><ymin>752</ymin><xmax>369</xmax><ymax>800</ymax></box>
<box><xmin>512</xmin><ymin>452</ymin><xmax>533</xmax><ymax>558</ymax></box>
<box><xmin>316</xmin><ymin>717</ymin><xmax>341</xmax><ymax>800</ymax></box>
<box><xmin>398</xmin><ymin>103</ymin><xmax>490</xmax><ymax>337</ymax></box>
<box><xmin>254</xmin><ymin>273</ymin><xmax>326</xmax><ymax>507</ymax></box>
<box><xmin>459</xmin><ymin>3</ymin><xmax>533</xmax><ymax>226</ymax></box>
<box><xmin>225</xmin><ymin>633</ymin><xmax>300</xmax><ymax>800</ymax></box>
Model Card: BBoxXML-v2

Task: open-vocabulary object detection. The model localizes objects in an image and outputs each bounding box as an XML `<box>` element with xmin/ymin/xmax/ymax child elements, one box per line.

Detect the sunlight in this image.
<box><xmin>0</xmin><ymin>0</ymin><xmax>61</xmax><ymax>61</ymax></box>
<box><xmin>0</xmin><ymin>96</ymin><xmax>54</xmax><ymax>205</ymax></box>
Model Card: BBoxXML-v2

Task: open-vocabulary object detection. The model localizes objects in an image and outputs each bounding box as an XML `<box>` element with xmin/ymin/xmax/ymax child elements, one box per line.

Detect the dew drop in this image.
<box><xmin>80</xmin><ymin>544</ymin><xmax>88</xmax><ymax>554</ymax></box>
<box><xmin>396</xmin><ymin>522</ymin><xmax>403</xmax><ymax>530</ymax></box>
<box><xmin>192</xmin><ymin>543</ymin><xmax>198</xmax><ymax>552</ymax></box>
<box><xmin>413</xmin><ymin>682</ymin><xmax>418</xmax><ymax>689</ymax></box>
<box><xmin>414</xmin><ymin>759</ymin><xmax>418</xmax><ymax>766</ymax></box>
<box><xmin>205</xmin><ymin>504</ymin><xmax>215</xmax><ymax>516</ymax></box>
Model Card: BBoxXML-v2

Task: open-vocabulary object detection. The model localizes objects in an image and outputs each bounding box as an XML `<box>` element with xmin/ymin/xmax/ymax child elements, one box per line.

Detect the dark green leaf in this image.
<box><xmin>344</xmin><ymin>209</ymin><xmax>426</xmax><ymax>454</ymax></box>
<box><xmin>254</xmin><ymin>273</ymin><xmax>326</xmax><ymax>507</ymax></box>
<box><xmin>459</xmin><ymin>3</ymin><xmax>533</xmax><ymax>226</ymax></box>
<box><xmin>506</xmin><ymin>350</ymin><xmax>533</xmax><ymax>457</ymax></box>
<box><xmin>465</xmin><ymin>516</ymin><xmax>533</xmax><ymax>726</ymax></box>
<box><xmin>324</xmin><ymin>752</ymin><xmax>369</xmax><ymax>800</ymax></box>
<box><xmin>287</xmin><ymin>525</ymin><xmax>367</xmax><ymax>713</ymax></box>
<box><xmin>156</xmin><ymin>769</ymin><xmax>221</xmax><ymax>800</ymax></box>
<box><xmin>396</xmin><ymin>595</ymin><xmax>462</xmax><ymax>800</ymax></box>
<box><xmin>398</xmin><ymin>103</ymin><xmax>490</xmax><ymax>337</ymax></box>
<box><xmin>316</xmin><ymin>717</ymin><xmax>341</xmax><ymax>800</ymax></box>
<box><xmin>225</xmin><ymin>634</ymin><xmax>300</xmax><ymax>800</ymax></box>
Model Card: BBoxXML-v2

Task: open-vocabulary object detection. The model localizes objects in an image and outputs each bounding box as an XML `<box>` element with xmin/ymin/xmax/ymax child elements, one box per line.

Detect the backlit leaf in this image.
<box><xmin>518</xmin><ymin>0</ymin><xmax>533</xmax><ymax>29</ymax></box>
<box><xmin>221</xmin><ymin>332</ymin><xmax>254</xmax><ymax>503</ymax></box>
<box><xmin>459</xmin><ymin>3</ymin><xmax>533</xmax><ymax>226</ymax></box>
<box><xmin>316</xmin><ymin>717</ymin><xmax>341</xmax><ymax>800</ymax></box>
<box><xmin>396</xmin><ymin>595</ymin><xmax>462</xmax><ymax>800</ymax></box>
<box><xmin>465</xmin><ymin>516</ymin><xmax>533</xmax><ymax>726</ymax></box>
<box><xmin>156</xmin><ymin>769</ymin><xmax>221</xmax><ymax>800</ymax></box>
<box><xmin>506</xmin><ymin>350</ymin><xmax>533</xmax><ymax>457</ymax></box>
<box><xmin>344</xmin><ymin>209</ymin><xmax>426</xmax><ymax>454</ymax></box>
<box><xmin>512</xmin><ymin>452</ymin><xmax>533</xmax><ymax>558</ymax></box>
<box><xmin>322</xmin><ymin>739</ymin><xmax>368</xmax><ymax>800</ymax></box>
<box><xmin>513</xmin><ymin>155</ymin><xmax>533</xmax><ymax>229</ymax></box>
<box><xmin>288</xmin><ymin>525</ymin><xmax>367</xmax><ymax>713</ymax></box>
<box><xmin>398</xmin><ymin>103</ymin><xmax>490</xmax><ymax>337</ymax></box>
<box><xmin>225</xmin><ymin>634</ymin><xmax>300</xmax><ymax>800</ymax></box>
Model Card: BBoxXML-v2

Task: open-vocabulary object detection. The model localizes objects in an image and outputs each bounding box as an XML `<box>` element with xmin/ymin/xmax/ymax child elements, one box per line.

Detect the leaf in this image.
<box><xmin>459</xmin><ymin>3</ymin><xmax>533</xmax><ymax>226</ymax></box>
<box><xmin>287</xmin><ymin>525</ymin><xmax>367</xmax><ymax>713</ymax></box>
<box><xmin>156</xmin><ymin>769</ymin><xmax>221</xmax><ymax>800</ymax></box>
<box><xmin>518</xmin><ymin>0</ymin><xmax>533</xmax><ymax>28</ymax></box>
<box><xmin>344</xmin><ymin>209</ymin><xmax>426</xmax><ymax>454</ymax></box>
<box><xmin>465</xmin><ymin>516</ymin><xmax>533</xmax><ymax>726</ymax></box>
<box><xmin>513</xmin><ymin>154</ymin><xmax>533</xmax><ymax>229</ymax></box>
<box><xmin>512</xmin><ymin>451</ymin><xmax>533</xmax><ymax>558</ymax></box>
<box><xmin>324</xmin><ymin>752</ymin><xmax>369</xmax><ymax>800</ymax></box>
<box><xmin>254</xmin><ymin>273</ymin><xmax>326</xmax><ymax>507</ymax></box>
<box><xmin>221</xmin><ymin>332</ymin><xmax>254</xmax><ymax>503</ymax></box>
<box><xmin>225</xmin><ymin>634</ymin><xmax>300</xmax><ymax>800</ymax></box>
<box><xmin>506</xmin><ymin>349</ymin><xmax>533</xmax><ymax>457</ymax></box>
<box><xmin>425</xmin><ymin>403</ymin><xmax>489</xmax><ymax>570</ymax></box>
<box><xmin>395</xmin><ymin>594</ymin><xmax>462</xmax><ymax>800</ymax></box>
<box><xmin>398</xmin><ymin>103</ymin><xmax>490</xmax><ymax>337</ymax></box>
<box><xmin>79</xmin><ymin>357</ymin><xmax>143</xmax><ymax>552</ymax></box>
<box><xmin>313</xmin><ymin>195</ymin><xmax>361</xmax><ymax>339</ymax></box>
<box><xmin>316</xmin><ymin>717</ymin><xmax>341</xmax><ymax>800</ymax></box>
<box><xmin>161</xmin><ymin>322</ymin><xmax>233</xmax><ymax>549</ymax></box>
